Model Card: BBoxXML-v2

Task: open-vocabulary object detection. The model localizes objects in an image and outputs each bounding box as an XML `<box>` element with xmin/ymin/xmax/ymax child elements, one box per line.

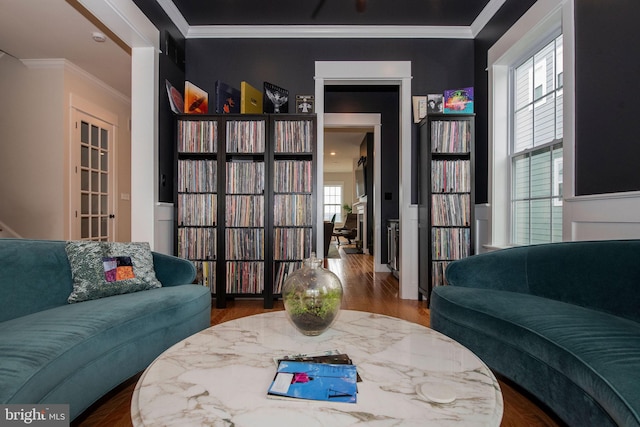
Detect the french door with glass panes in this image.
<box><xmin>73</xmin><ymin>111</ymin><xmax>115</xmax><ymax>241</ymax></box>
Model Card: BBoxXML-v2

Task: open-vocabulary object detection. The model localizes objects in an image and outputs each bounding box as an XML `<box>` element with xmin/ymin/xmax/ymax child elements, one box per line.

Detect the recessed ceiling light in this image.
<box><xmin>330</xmin><ymin>151</ymin><xmax>336</xmax><ymax>156</ymax></box>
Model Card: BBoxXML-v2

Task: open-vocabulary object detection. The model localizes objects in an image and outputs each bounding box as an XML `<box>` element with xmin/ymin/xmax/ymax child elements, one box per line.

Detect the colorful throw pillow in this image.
<box><xmin>65</xmin><ymin>241</ymin><xmax>162</xmax><ymax>303</ymax></box>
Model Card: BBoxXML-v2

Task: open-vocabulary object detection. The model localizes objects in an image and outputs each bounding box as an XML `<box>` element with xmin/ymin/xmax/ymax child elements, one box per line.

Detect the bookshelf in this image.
<box><xmin>418</xmin><ymin>114</ymin><xmax>474</xmax><ymax>302</ymax></box>
<box><xmin>175</xmin><ymin>114</ymin><xmax>316</xmax><ymax>308</ymax></box>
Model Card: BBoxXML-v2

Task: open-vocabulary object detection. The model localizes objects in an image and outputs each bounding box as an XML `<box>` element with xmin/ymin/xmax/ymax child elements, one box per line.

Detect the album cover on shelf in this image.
<box><xmin>427</xmin><ymin>94</ymin><xmax>444</xmax><ymax>114</ymax></box>
<box><xmin>184</xmin><ymin>81</ymin><xmax>208</xmax><ymax>114</ymax></box>
<box><xmin>443</xmin><ymin>87</ymin><xmax>474</xmax><ymax>114</ymax></box>
<box><xmin>240</xmin><ymin>81</ymin><xmax>263</xmax><ymax>114</ymax></box>
<box><xmin>215</xmin><ymin>80</ymin><xmax>241</xmax><ymax>114</ymax></box>
<box><xmin>165</xmin><ymin>79</ymin><xmax>184</xmax><ymax>114</ymax></box>
<box><xmin>263</xmin><ymin>81</ymin><xmax>289</xmax><ymax>114</ymax></box>
<box><xmin>295</xmin><ymin>95</ymin><xmax>314</xmax><ymax>114</ymax></box>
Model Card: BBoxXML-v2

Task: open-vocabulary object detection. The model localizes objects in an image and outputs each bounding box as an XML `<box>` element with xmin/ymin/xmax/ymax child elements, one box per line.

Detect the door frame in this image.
<box><xmin>314</xmin><ymin>61</ymin><xmax>418</xmax><ymax>300</ymax></box>
<box><xmin>69</xmin><ymin>94</ymin><xmax>119</xmax><ymax>241</ymax></box>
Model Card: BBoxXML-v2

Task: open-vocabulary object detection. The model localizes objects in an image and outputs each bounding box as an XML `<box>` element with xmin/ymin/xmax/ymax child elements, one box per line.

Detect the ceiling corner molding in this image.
<box><xmin>187</xmin><ymin>25</ymin><xmax>473</xmax><ymax>39</ymax></box>
<box><xmin>156</xmin><ymin>0</ymin><xmax>189</xmax><ymax>37</ymax></box>
<box><xmin>21</xmin><ymin>58</ymin><xmax>130</xmax><ymax>104</ymax></box>
<box><xmin>470</xmin><ymin>0</ymin><xmax>507</xmax><ymax>37</ymax></box>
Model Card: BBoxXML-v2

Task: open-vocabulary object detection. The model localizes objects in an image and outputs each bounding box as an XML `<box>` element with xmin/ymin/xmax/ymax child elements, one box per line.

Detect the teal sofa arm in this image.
<box><xmin>152</xmin><ymin>252</ymin><xmax>197</xmax><ymax>287</ymax></box>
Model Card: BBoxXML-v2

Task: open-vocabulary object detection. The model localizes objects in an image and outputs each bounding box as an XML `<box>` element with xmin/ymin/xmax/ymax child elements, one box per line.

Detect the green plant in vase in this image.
<box><xmin>282</xmin><ymin>253</ymin><xmax>343</xmax><ymax>336</ymax></box>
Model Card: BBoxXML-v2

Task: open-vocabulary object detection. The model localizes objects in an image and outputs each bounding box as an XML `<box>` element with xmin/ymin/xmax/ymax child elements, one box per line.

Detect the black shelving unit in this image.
<box><xmin>175</xmin><ymin>114</ymin><xmax>316</xmax><ymax>309</ymax></box>
<box><xmin>418</xmin><ymin>114</ymin><xmax>475</xmax><ymax>303</ymax></box>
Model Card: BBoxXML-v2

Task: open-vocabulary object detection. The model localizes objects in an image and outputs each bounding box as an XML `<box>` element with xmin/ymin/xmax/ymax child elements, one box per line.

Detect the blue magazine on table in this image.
<box><xmin>268</xmin><ymin>360</ymin><xmax>358</xmax><ymax>403</ymax></box>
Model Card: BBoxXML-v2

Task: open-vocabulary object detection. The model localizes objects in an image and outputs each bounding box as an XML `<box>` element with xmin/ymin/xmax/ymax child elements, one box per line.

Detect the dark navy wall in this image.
<box><xmin>574</xmin><ymin>0</ymin><xmax>640</xmax><ymax>195</ymax></box>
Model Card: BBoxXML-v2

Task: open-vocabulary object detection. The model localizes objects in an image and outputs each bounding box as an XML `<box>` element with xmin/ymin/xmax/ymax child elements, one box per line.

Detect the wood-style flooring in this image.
<box><xmin>72</xmin><ymin>244</ymin><xmax>563</xmax><ymax>427</ymax></box>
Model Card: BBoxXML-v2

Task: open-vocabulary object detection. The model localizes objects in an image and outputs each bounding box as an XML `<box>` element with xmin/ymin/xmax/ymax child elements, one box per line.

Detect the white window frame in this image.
<box><xmin>323</xmin><ymin>184</ymin><xmax>344</xmax><ymax>223</ymax></box>
<box><xmin>487</xmin><ymin>0</ymin><xmax>575</xmax><ymax>249</ymax></box>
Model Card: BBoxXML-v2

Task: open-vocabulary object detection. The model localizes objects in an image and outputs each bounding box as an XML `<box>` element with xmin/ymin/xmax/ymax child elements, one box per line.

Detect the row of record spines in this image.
<box><xmin>192</xmin><ymin>261</ymin><xmax>216</xmax><ymax>292</ymax></box>
<box><xmin>178</xmin><ymin>160</ymin><xmax>217</xmax><ymax>193</ymax></box>
<box><xmin>431</xmin><ymin>228</ymin><xmax>471</xmax><ymax>261</ymax></box>
<box><xmin>226</xmin><ymin>161</ymin><xmax>265</xmax><ymax>194</ymax></box>
<box><xmin>177</xmin><ymin>227</ymin><xmax>216</xmax><ymax>260</ymax></box>
<box><xmin>225</xmin><ymin>228</ymin><xmax>264</xmax><ymax>260</ymax></box>
<box><xmin>431</xmin><ymin>160</ymin><xmax>470</xmax><ymax>193</ymax></box>
<box><xmin>431</xmin><ymin>194</ymin><xmax>471</xmax><ymax>226</ymax></box>
<box><xmin>226</xmin><ymin>120</ymin><xmax>266</xmax><ymax>153</ymax></box>
<box><xmin>432</xmin><ymin>261</ymin><xmax>452</xmax><ymax>287</ymax></box>
<box><xmin>273</xmin><ymin>160</ymin><xmax>312</xmax><ymax>193</ymax></box>
<box><xmin>273</xmin><ymin>194</ymin><xmax>313</xmax><ymax>226</ymax></box>
<box><xmin>226</xmin><ymin>261</ymin><xmax>264</xmax><ymax>293</ymax></box>
<box><xmin>273</xmin><ymin>228</ymin><xmax>313</xmax><ymax>260</ymax></box>
<box><xmin>225</xmin><ymin>195</ymin><xmax>264</xmax><ymax>227</ymax></box>
<box><xmin>273</xmin><ymin>120</ymin><xmax>313</xmax><ymax>153</ymax></box>
<box><xmin>177</xmin><ymin>194</ymin><xmax>216</xmax><ymax>226</ymax></box>
<box><xmin>273</xmin><ymin>261</ymin><xmax>303</xmax><ymax>294</ymax></box>
<box><xmin>431</xmin><ymin>120</ymin><xmax>471</xmax><ymax>153</ymax></box>
<box><xmin>177</xmin><ymin>120</ymin><xmax>217</xmax><ymax>153</ymax></box>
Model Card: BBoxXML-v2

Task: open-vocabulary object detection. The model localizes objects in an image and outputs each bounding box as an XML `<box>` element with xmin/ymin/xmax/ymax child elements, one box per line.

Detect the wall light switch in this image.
<box><xmin>121</xmin><ymin>193</ymin><xmax>130</xmax><ymax>200</ymax></box>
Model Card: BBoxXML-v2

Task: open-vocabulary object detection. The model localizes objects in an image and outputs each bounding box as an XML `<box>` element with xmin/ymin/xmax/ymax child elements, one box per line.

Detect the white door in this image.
<box><xmin>72</xmin><ymin>111</ymin><xmax>116</xmax><ymax>241</ymax></box>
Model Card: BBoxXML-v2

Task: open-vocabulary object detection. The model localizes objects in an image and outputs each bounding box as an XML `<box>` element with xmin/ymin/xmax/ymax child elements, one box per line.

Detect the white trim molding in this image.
<box><xmin>315</xmin><ymin>61</ymin><xmax>417</xmax><ymax>299</ymax></box>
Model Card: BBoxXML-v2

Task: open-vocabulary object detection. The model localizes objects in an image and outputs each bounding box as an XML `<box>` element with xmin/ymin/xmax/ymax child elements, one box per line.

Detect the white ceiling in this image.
<box><xmin>0</xmin><ymin>0</ymin><xmax>132</xmax><ymax>96</ymax></box>
<box><xmin>324</xmin><ymin>128</ymin><xmax>367</xmax><ymax>174</ymax></box>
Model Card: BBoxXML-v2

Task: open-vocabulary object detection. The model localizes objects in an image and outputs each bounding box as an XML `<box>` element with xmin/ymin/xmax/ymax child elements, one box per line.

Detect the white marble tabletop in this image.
<box><xmin>131</xmin><ymin>310</ymin><xmax>503</xmax><ymax>426</ymax></box>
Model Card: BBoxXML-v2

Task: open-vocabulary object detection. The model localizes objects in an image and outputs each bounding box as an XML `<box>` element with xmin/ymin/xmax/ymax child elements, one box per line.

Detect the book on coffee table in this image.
<box><xmin>276</xmin><ymin>351</ymin><xmax>362</xmax><ymax>382</ymax></box>
<box><xmin>268</xmin><ymin>360</ymin><xmax>358</xmax><ymax>403</ymax></box>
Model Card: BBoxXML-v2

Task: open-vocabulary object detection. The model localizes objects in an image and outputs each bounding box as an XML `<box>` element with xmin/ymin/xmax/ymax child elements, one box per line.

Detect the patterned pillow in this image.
<box><xmin>65</xmin><ymin>241</ymin><xmax>162</xmax><ymax>303</ymax></box>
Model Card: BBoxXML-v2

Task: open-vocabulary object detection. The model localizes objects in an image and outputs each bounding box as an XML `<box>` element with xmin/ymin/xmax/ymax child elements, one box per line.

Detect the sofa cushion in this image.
<box><xmin>0</xmin><ymin>285</ymin><xmax>211</xmax><ymax>413</ymax></box>
<box><xmin>65</xmin><ymin>241</ymin><xmax>162</xmax><ymax>303</ymax></box>
<box><xmin>0</xmin><ymin>239</ymin><xmax>74</xmax><ymax>322</ymax></box>
<box><xmin>431</xmin><ymin>286</ymin><xmax>640</xmax><ymax>427</ymax></box>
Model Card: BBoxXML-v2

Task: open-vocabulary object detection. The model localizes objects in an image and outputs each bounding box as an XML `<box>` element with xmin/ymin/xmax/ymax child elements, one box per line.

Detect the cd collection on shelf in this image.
<box><xmin>177</xmin><ymin>160</ymin><xmax>217</xmax><ymax>193</ymax></box>
<box><xmin>274</xmin><ymin>228</ymin><xmax>312</xmax><ymax>260</ymax></box>
<box><xmin>431</xmin><ymin>160</ymin><xmax>470</xmax><ymax>193</ymax></box>
<box><xmin>175</xmin><ymin>114</ymin><xmax>315</xmax><ymax>308</ymax></box>
<box><xmin>273</xmin><ymin>160</ymin><xmax>312</xmax><ymax>193</ymax></box>
<box><xmin>273</xmin><ymin>261</ymin><xmax>302</xmax><ymax>294</ymax></box>
<box><xmin>225</xmin><ymin>228</ymin><xmax>264</xmax><ymax>260</ymax></box>
<box><xmin>430</xmin><ymin>120</ymin><xmax>471</xmax><ymax>153</ymax></box>
<box><xmin>431</xmin><ymin>194</ymin><xmax>470</xmax><ymax>226</ymax></box>
<box><xmin>274</xmin><ymin>120</ymin><xmax>313</xmax><ymax>152</ymax></box>
<box><xmin>225</xmin><ymin>195</ymin><xmax>265</xmax><ymax>227</ymax></box>
<box><xmin>273</xmin><ymin>194</ymin><xmax>313</xmax><ymax>226</ymax></box>
<box><xmin>177</xmin><ymin>120</ymin><xmax>217</xmax><ymax>153</ymax></box>
<box><xmin>431</xmin><ymin>261</ymin><xmax>451</xmax><ymax>288</ymax></box>
<box><xmin>226</xmin><ymin>161</ymin><xmax>265</xmax><ymax>194</ymax></box>
<box><xmin>431</xmin><ymin>228</ymin><xmax>470</xmax><ymax>260</ymax></box>
<box><xmin>226</xmin><ymin>261</ymin><xmax>264</xmax><ymax>293</ymax></box>
<box><xmin>177</xmin><ymin>227</ymin><xmax>216</xmax><ymax>260</ymax></box>
<box><xmin>226</xmin><ymin>120</ymin><xmax>265</xmax><ymax>153</ymax></box>
<box><xmin>177</xmin><ymin>194</ymin><xmax>216</xmax><ymax>226</ymax></box>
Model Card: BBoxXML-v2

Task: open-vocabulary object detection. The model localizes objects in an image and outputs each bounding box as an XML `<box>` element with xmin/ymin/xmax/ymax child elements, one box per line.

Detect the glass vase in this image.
<box><xmin>282</xmin><ymin>252</ymin><xmax>343</xmax><ymax>336</ymax></box>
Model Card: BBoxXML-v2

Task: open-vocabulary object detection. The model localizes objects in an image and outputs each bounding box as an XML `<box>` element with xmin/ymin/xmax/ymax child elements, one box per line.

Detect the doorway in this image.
<box><xmin>314</xmin><ymin>61</ymin><xmax>418</xmax><ymax>299</ymax></box>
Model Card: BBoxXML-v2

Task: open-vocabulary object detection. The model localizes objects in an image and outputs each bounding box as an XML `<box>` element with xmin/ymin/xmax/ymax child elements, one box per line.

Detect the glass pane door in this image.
<box><xmin>79</xmin><ymin>118</ymin><xmax>111</xmax><ymax>241</ymax></box>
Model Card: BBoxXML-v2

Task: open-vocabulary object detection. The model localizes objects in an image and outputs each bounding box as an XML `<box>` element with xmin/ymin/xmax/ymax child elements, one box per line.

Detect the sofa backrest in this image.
<box><xmin>0</xmin><ymin>238</ymin><xmax>74</xmax><ymax>322</ymax></box>
<box><xmin>525</xmin><ymin>240</ymin><xmax>640</xmax><ymax>322</ymax></box>
<box><xmin>447</xmin><ymin>240</ymin><xmax>640</xmax><ymax>323</ymax></box>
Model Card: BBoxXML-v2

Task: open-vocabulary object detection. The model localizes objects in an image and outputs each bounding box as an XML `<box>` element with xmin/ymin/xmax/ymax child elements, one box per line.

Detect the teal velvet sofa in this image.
<box><xmin>0</xmin><ymin>238</ymin><xmax>211</xmax><ymax>421</ymax></box>
<box><xmin>430</xmin><ymin>240</ymin><xmax>640</xmax><ymax>427</ymax></box>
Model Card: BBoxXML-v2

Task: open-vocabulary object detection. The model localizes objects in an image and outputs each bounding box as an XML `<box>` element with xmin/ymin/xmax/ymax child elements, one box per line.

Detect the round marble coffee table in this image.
<box><xmin>131</xmin><ymin>310</ymin><xmax>503</xmax><ymax>426</ymax></box>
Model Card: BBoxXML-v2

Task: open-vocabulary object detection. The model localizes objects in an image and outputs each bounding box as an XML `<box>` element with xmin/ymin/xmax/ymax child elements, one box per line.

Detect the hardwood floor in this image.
<box><xmin>73</xmin><ymin>245</ymin><xmax>562</xmax><ymax>427</ymax></box>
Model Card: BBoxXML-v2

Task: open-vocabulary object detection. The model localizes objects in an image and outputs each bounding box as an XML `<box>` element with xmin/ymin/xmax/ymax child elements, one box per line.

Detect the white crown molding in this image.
<box><xmin>156</xmin><ymin>0</ymin><xmax>190</xmax><ymax>37</ymax></box>
<box><xmin>471</xmin><ymin>0</ymin><xmax>507</xmax><ymax>37</ymax></box>
<box><xmin>21</xmin><ymin>59</ymin><xmax>130</xmax><ymax>104</ymax></box>
<box><xmin>187</xmin><ymin>25</ymin><xmax>473</xmax><ymax>39</ymax></box>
